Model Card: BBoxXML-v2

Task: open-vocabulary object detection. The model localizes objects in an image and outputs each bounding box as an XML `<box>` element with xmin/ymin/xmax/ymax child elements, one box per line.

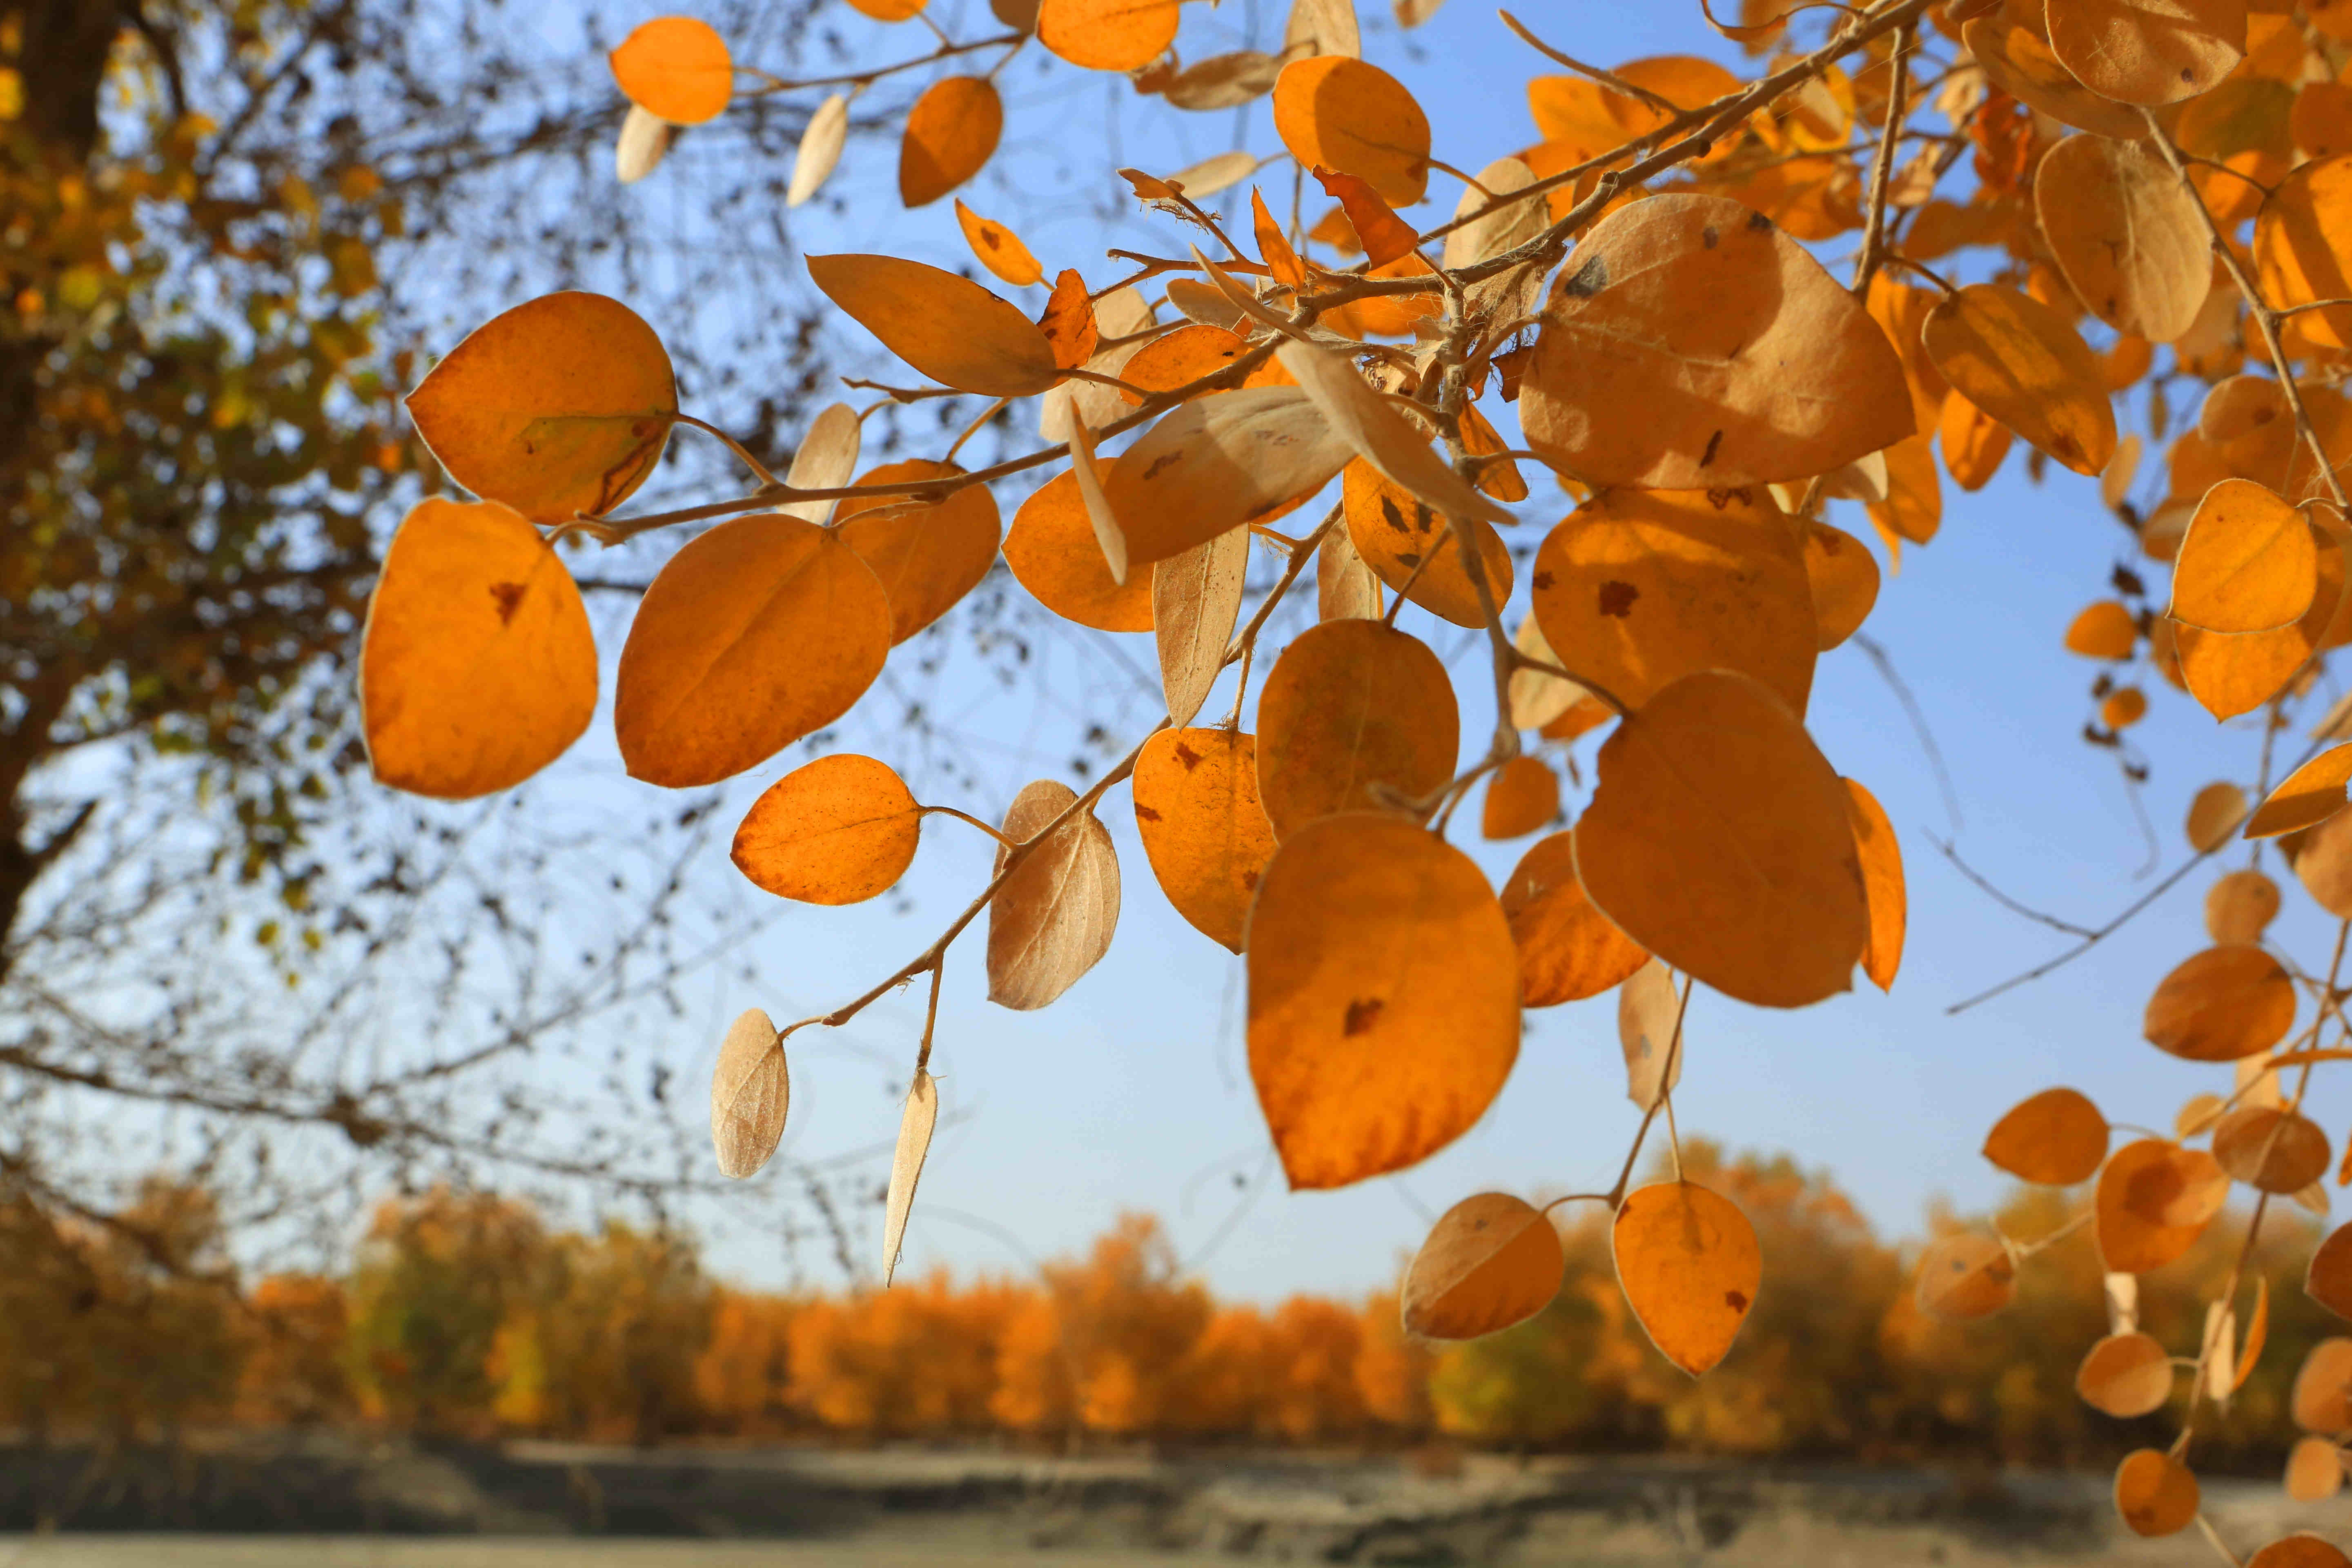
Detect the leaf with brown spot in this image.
<box><xmin>2044</xmin><ymin>0</ymin><xmax>2246</xmax><ymax>107</ymax></box>
<box><xmin>1531</xmin><ymin>486</ymin><xmax>1817</xmax><ymax>717</ymax></box>
<box><xmin>954</xmin><ymin>198</ymin><xmax>1044</xmax><ymax>287</ymax></box>
<box><xmin>361</xmin><ymin>499</ymin><xmax>597</xmax><ymax>800</ymax></box>
<box><xmin>2034</xmin><ymin>132</ymin><xmax>2213</xmax><ymax>343</ymax></box>
<box><xmin>1102</xmin><ymin>388</ymin><xmax>1351</xmax><ymax>568</ymax></box>
<box><xmin>1963</xmin><ymin>2</ymin><xmax>2149</xmax><ymax>138</ymax></box>
<box><xmin>2172</xmin><ymin>480</ymin><xmax>2320</xmax><ymax>634</ymax></box>
<box><xmin>1343</xmin><ymin>460</ymin><xmax>1515</xmax><ymax>629</ymax></box>
<box><xmin>2216</xmin><ymin>1107</ymin><xmax>2332</xmax><ymax>1195</ymax></box>
<box><xmin>1400</xmin><ymin>1193</ymin><xmax>1564</xmax><ymax>1341</ymax></box>
<box><xmin>1246</xmin><ymin>813</ymin><xmax>1519</xmax><ymax>1189</ymax></box>
<box><xmin>2098</xmin><ymin>1138</ymin><xmax>2230</xmax><ymax>1273</ymax></box>
<box><xmin>1613</xmin><ymin>1181</ymin><xmax>1760</xmax><ymax>1376</ymax></box>
<box><xmin>1132</xmin><ymin>728</ymin><xmax>1278</xmax><ymax>953</ymax></box>
<box><xmin>1256</xmin><ymin>619</ymin><xmax>1459</xmax><ymax>835</ymax></box>
<box><xmin>1915</xmin><ymin>1233</ymin><xmax>2017</xmax><ymax>1321</ymax></box>
<box><xmin>731</xmin><ymin>754</ymin><xmax>921</xmax><ymax>906</ymax></box>
<box><xmin>1037</xmin><ymin>269</ymin><xmax>1099</xmax><ymax>371</ymax></box>
<box><xmin>2114</xmin><ymin>1449</ymin><xmax>2199</xmax><ymax>1538</ymax></box>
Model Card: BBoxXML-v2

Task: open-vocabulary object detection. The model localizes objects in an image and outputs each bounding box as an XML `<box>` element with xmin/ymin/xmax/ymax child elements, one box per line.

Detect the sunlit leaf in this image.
<box><xmin>2034</xmin><ymin>132</ymin><xmax>2213</xmax><ymax>343</ymax></box>
<box><xmin>2171</xmin><ymin>480</ymin><xmax>2320</xmax><ymax>634</ymax></box>
<box><xmin>407</xmin><ymin>292</ymin><xmax>677</xmax><ymax>524</ymax></box>
<box><xmin>987</xmin><ymin>780</ymin><xmax>1120</xmax><ymax>1010</ymax></box>
<box><xmin>2214</xmin><ymin>1106</ymin><xmax>2333</xmax><ymax>1194</ymax></box>
<box><xmin>2247</xmin><ymin>746</ymin><xmax>2352</xmax><ymax>839</ymax></box>
<box><xmin>614</xmin><ymin>516</ymin><xmax>891</xmax><ymax>787</ymax></box>
<box><xmin>1922</xmin><ymin>283</ymin><xmax>2117</xmax><ymax>477</ymax></box>
<box><xmin>1132</xmin><ymin>727</ymin><xmax>1278</xmax><ymax>953</ymax></box>
<box><xmin>2189</xmin><ymin>780</ymin><xmax>2251</xmax><ymax>850</ymax></box>
<box><xmin>1271</xmin><ymin>56</ymin><xmax>1430</xmax><ymax>207</ymax></box>
<box><xmin>1531</xmin><ymin>486</ymin><xmax>1816</xmax><ymax>717</ymax></box>
<box><xmin>1256</xmin><ymin>619</ymin><xmax>1459</xmax><ymax>835</ymax></box>
<box><xmin>777</xmin><ymin>402</ymin><xmax>862</xmax><ymax>523</ymax></box>
<box><xmin>710</xmin><ymin>1007</ymin><xmax>788</xmax><ymax>1180</ymax></box>
<box><xmin>1247</xmin><ymin>813</ymin><xmax>1519</xmax><ymax>1189</ymax></box>
<box><xmin>1004</xmin><ymin>467</ymin><xmax>1154</xmax><ymax>632</ymax></box>
<box><xmin>1804</xmin><ymin>522</ymin><xmax>1880</xmax><ymax>651</ymax></box>
<box><xmin>1843</xmin><ymin>777</ymin><xmax>1906</xmax><ymax>992</ymax></box>
<box><xmin>1616</xmin><ymin>959</ymin><xmax>1685</xmax><ymax>1112</ymax></box>
<box><xmin>1915</xmin><ymin>1233</ymin><xmax>2017</xmax><ymax>1321</ymax></box>
<box><xmin>2207</xmin><ymin>867</ymin><xmax>2283</xmax><ymax>943</ymax></box>
<box><xmin>1479</xmin><ymin>756</ymin><xmax>1558</xmax><ymax>842</ymax></box>
<box><xmin>360</xmin><ymin>499</ymin><xmax>597</xmax><ymax>800</ymax></box>
<box><xmin>788</xmin><ymin>94</ymin><xmax>850</xmax><ymax>207</ymax></box>
<box><xmin>1284</xmin><ymin>0</ymin><xmax>1361</xmax><ymax>57</ymax></box>
<box><xmin>1318</xmin><ymin>519</ymin><xmax>1385</xmax><ymax>621</ymax></box>
<box><xmin>2286</xmin><ymin>1440</ymin><xmax>2347</xmax><ymax>1503</ymax></box>
<box><xmin>731</xmin><ymin>754</ymin><xmax>921</xmax><ymax>905</ymax></box>
<box><xmin>1499</xmin><ymin>831</ymin><xmax>1646</xmax><ymax>1007</ymax></box>
<box><xmin>809</xmin><ymin>253</ymin><xmax>1059</xmax><ymax>396</ymax></box>
<box><xmin>2114</xmin><ymin>1448</ymin><xmax>2199</xmax><ymax>1538</ymax></box>
<box><xmin>2044</xmin><ymin>0</ymin><xmax>2245</xmax><ymax>106</ymax></box>
<box><xmin>1343</xmin><ymin>459</ymin><xmax>1515</xmax><ymax>628</ymax></box>
<box><xmin>1522</xmin><ymin>194</ymin><xmax>1913</xmax><ymax>489</ymax></box>
<box><xmin>1401</xmin><ymin>1193</ymin><xmax>1564</xmax><ymax>1341</ymax></box>
<box><xmin>899</xmin><ymin>76</ymin><xmax>1002</xmax><ymax>207</ymax></box>
<box><xmin>956</xmin><ymin>199</ymin><xmax>1045</xmax><ymax>287</ymax></box>
<box><xmin>1939</xmin><ymin>391</ymin><xmax>2014</xmax><ymax>493</ymax></box>
<box><xmin>835</xmin><ymin>460</ymin><xmax>1005</xmax><ymax>644</ymax></box>
<box><xmin>1963</xmin><ymin>2</ymin><xmax>2149</xmax><ymax>138</ymax></box>
<box><xmin>1037</xmin><ymin>0</ymin><xmax>1181</xmax><ymax>72</ymax></box>
<box><xmin>1613</xmin><ymin>1181</ymin><xmax>1760</xmax><ymax>1376</ymax></box>
<box><xmin>2257</xmin><ymin>153</ymin><xmax>2352</xmax><ymax>350</ymax></box>
<box><xmin>615</xmin><ymin>105</ymin><xmax>673</xmax><ymax>184</ymax></box>
<box><xmin>610</xmin><ymin>16</ymin><xmax>733</xmax><ymax>127</ymax></box>
<box><xmin>2179</xmin><ymin>536</ymin><xmax>2347</xmax><ymax>719</ymax></box>
<box><xmin>1279</xmin><ymin>342</ymin><xmax>1513</xmax><ymax>530</ymax></box>
<box><xmin>2075</xmin><ymin>1332</ymin><xmax>2174</xmax><ymax>1418</ymax></box>
<box><xmin>1103</xmin><ymin>388</ymin><xmax>1352</xmax><ymax>567</ymax></box>
<box><xmin>1575</xmin><ymin>670</ymin><xmax>1866</xmax><ymax>1009</ymax></box>
<box><xmin>1154</xmin><ymin>528</ymin><xmax>1248</xmax><ymax>726</ymax></box>
<box><xmin>2065</xmin><ymin>599</ymin><xmax>2140</xmax><ymax>660</ymax></box>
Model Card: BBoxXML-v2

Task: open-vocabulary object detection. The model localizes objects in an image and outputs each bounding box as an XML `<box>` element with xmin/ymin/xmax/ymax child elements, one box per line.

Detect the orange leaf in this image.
<box><xmin>1131</xmin><ymin>727</ymin><xmax>1278</xmax><ymax>954</ymax></box>
<box><xmin>1310</xmin><ymin>165</ymin><xmax>1421</xmax><ymax>267</ymax></box>
<box><xmin>2171</xmin><ymin>479</ymin><xmax>2320</xmax><ymax>633</ymax></box>
<box><xmin>1246</xmin><ymin>813</ymin><xmax>1520</xmax><ymax>1189</ymax></box>
<box><xmin>2249</xmin><ymin>746</ymin><xmax>2352</xmax><ymax>839</ymax></box>
<box><xmin>1004</xmin><ymin>467</ymin><xmax>1154</xmax><ymax>632</ymax></box>
<box><xmin>2044</xmin><ymin>0</ymin><xmax>2244</xmax><ymax>107</ymax></box>
<box><xmin>1401</xmin><ymin>1194</ymin><xmax>1564</xmax><ymax>1341</ymax></box>
<box><xmin>1037</xmin><ymin>269</ymin><xmax>1100</xmax><ymax>371</ymax></box>
<box><xmin>1343</xmin><ymin>459</ymin><xmax>1515</xmax><ymax>629</ymax></box>
<box><xmin>2075</xmin><ymin>1333</ymin><xmax>2174</xmax><ymax>1418</ymax></box>
<box><xmin>2097</xmin><ymin>1138</ymin><xmax>2229</xmax><ymax>1273</ymax></box>
<box><xmin>2144</xmin><ymin>945</ymin><xmax>2297</xmax><ymax>1061</ymax></box>
<box><xmin>1804</xmin><ymin>522</ymin><xmax>1880</xmax><ymax>650</ymax></box>
<box><xmin>731</xmin><ymin>754</ymin><xmax>922</xmax><ymax>905</ymax></box>
<box><xmin>1982</xmin><ymin>1087</ymin><xmax>2109</xmax><ymax>1185</ymax></box>
<box><xmin>1574</xmin><ymin>670</ymin><xmax>1866</xmax><ymax>1009</ymax></box>
<box><xmin>1844</xmin><ymin>776</ymin><xmax>1906</xmax><ymax>991</ymax></box>
<box><xmin>2064</xmin><ymin>599</ymin><xmax>2139</xmax><ymax>659</ymax></box>
<box><xmin>1480</xmin><ymin>757</ymin><xmax>1558</xmax><ymax>841</ymax></box>
<box><xmin>610</xmin><ymin>17</ymin><xmax>733</xmax><ymax>127</ymax></box>
<box><xmin>898</xmin><ymin>76</ymin><xmax>1002</xmax><ymax>207</ymax></box>
<box><xmin>1915</xmin><ymin>1232</ymin><xmax>2017</xmax><ymax>1320</ymax></box>
<box><xmin>1250</xmin><ymin>187</ymin><xmax>1309</xmax><ymax>289</ymax></box>
<box><xmin>2112</xmin><ymin>1448</ymin><xmax>2198</xmax><ymax>1538</ymax></box>
<box><xmin>2213</xmin><ymin>1106</ymin><xmax>2332</xmax><ymax>1194</ymax></box>
<box><xmin>614</xmin><ymin>516</ymin><xmax>891</xmax><ymax>787</ymax></box>
<box><xmin>1036</xmin><ymin>0</ymin><xmax>1180</xmax><ymax>72</ymax></box>
<box><xmin>2034</xmin><ymin>132</ymin><xmax>2212</xmax><ymax>343</ymax></box>
<box><xmin>810</xmin><ymin>253</ymin><xmax>1060</xmax><ymax>396</ymax></box>
<box><xmin>1271</xmin><ymin>57</ymin><xmax>1431</xmax><ymax>207</ymax></box>
<box><xmin>1255</xmin><ymin>619</ymin><xmax>1459</xmax><ymax>835</ymax></box>
<box><xmin>835</xmin><ymin>459</ymin><xmax>1005</xmax><ymax>645</ymax></box>
<box><xmin>1922</xmin><ymin>283</ymin><xmax>2118</xmax><ymax>476</ymax></box>
<box><xmin>1500</xmin><ymin>831</ymin><xmax>1647</xmax><ymax>1007</ymax></box>
<box><xmin>1613</xmin><ymin>1181</ymin><xmax>1760</xmax><ymax>1376</ymax></box>
<box><xmin>955</xmin><ymin>199</ymin><xmax>1045</xmax><ymax>287</ymax></box>
<box><xmin>406</xmin><ymin>292</ymin><xmax>677</xmax><ymax>524</ymax></box>
<box><xmin>360</xmin><ymin>498</ymin><xmax>597</xmax><ymax>799</ymax></box>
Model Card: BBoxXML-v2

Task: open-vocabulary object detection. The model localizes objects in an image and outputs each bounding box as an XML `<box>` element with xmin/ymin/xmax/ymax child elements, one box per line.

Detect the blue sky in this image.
<box><xmin>486</xmin><ymin>0</ymin><xmax>2347</xmax><ymax>1301</ymax></box>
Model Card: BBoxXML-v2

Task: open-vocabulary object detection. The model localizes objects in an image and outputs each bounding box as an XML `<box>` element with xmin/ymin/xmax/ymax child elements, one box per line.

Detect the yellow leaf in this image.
<box><xmin>406</xmin><ymin>292</ymin><xmax>676</xmax><ymax>524</ymax></box>
<box><xmin>1400</xmin><ymin>1193</ymin><xmax>1564</xmax><ymax>1341</ymax></box>
<box><xmin>1982</xmin><ymin>1087</ymin><xmax>2109</xmax><ymax>1186</ymax></box>
<box><xmin>2178</xmin><ymin>535</ymin><xmax>2346</xmax><ymax>718</ymax></box>
<box><xmin>1131</xmin><ymin>727</ymin><xmax>1278</xmax><ymax>953</ymax></box>
<box><xmin>1277</xmin><ymin>341</ymin><xmax>1514</xmax><ymax>528</ymax></box>
<box><xmin>1963</xmin><ymin>2</ymin><xmax>2149</xmax><ymax>139</ymax></box>
<box><xmin>2064</xmin><ymin>599</ymin><xmax>2139</xmax><ymax>659</ymax></box>
<box><xmin>2247</xmin><ymin>746</ymin><xmax>2352</xmax><ymax>839</ymax></box>
<box><xmin>731</xmin><ymin>754</ymin><xmax>921</xmax><ymax>904</ymax></box>
<box><xmin>847</xmin><ymin>0</ymin><xmax>928</xmax><ymax>18</ymax></box>
<box><xmin>1938</xmin><ymin>391</ymin><xmax>2014</xmax><ymax>493</ymax></box>
<box><xmin>835</xmin><ymin>460</ymin><xmax>1005</xmax><ymax>644</ymax></box>
<box><xmin>987</xmin><ymin>779</ymin><xmax>1120</xmax><ymax>1010</ymax></box>
<box><xmin>1342</xmin><ymin>459</ymin><xmax>1515</xmax><ymax>629</ymax></box>
<box><xmin>614</xmin><ymin>516</ymin><xmax>891</xmax><ymax>787</ymax></box>
<box><xmin>2044</xmin><ymin>0</ymin><xmax>2245</xmax><ymax>106</ymax></box>
<box><xmin>2075</xmin><ymin>1332</ymin><xmax>2174</xmax><ymax>1418</ymax></box>
<box><xmin>808</xmin><ymin>253</ymin><xmax>1058</xmax><ymax>396</ymax></box>
<box><xmin>1868</xmin><ymin>431</ymin><xmax>1943</xmax><ymax>544</ymax></box>
<box><xmin>882</xmin><ymin>1069</ymin><xmax>938</xmax><ymax>1285</ymax></box>
<box><xmin>1246</xmin><ymin>813</ymin><xmax>1519</xmax><ymax>1189</ymax></box>
<box><xmin>1575</xmin><ymin>670</ymin><xmax>1865</xmax><ymax>1008</ymax></box>
<box><xmin>899</xmin><ymin>76</ymin><xmax>1002</xmax><ymax>207</ymax></box>
<box><xmin>1532</xmin><ymin>486</ymin><xmax>1816</xmax><ymax>717</ymax></box>
<box><xmin>360</xmin><ymin>498</ymin><xmax>597</xmax><ymax>800</ymax></box>
<box><xmin>2171</xmin><ymin>479</ymin><xmax>2319</xmax><ymax>633</ymax></box>
<box><xmin>1255</xmin><ymin>619</ymin><xmax>1459</xmax><ymax>834</ymax></box>
<box><xmin>1500</xmin><ymin>830</ymin><xmax>1647</xmax><ymax>1007</ymax></box>
<box><xmin>1922</xmin><ymin>283</ymin><xmax>2117</xmax><ymax>476</ymax></box>
<box><xmin>609</xmin><ymin>16</ymin><xmax>733</xmax><ymax>127</ymax></box>
<box><xmin>2206</xmin><ymin>867</ymin><xmax>2281</xmax><ymax>943</ymax></box>
<box><xmin>2112</xmin><ymin>1449</ymin><xmax>2199</xmax><ymax>1538</ymax></box>
<box><xmin>710</xmin><ymin>1009</ymin><xmax>787</xmax><ymax>1179</ymax></box>
<box><xmin>1521</xmin><ymin>194</ymin><xmax>1913</xmax><ymax>489</ymax></box>
<box><xmin>955</xmin><ymin>198</ymin><xmax>1045</xmax><ymax>287</ymax></box>
<box><xmin>2034</xmin><ymin>132</ymin><xmax>2213</xmax><ymax>343</ymax></box>
<box><xmin>2097</xmin><ymin>1139</ymin><xmax>2230</xmax><ymax>1273</ymax></box>
<box><xmin>1804</xmin><ymin>520</ymin><xmax>1880</xmax><ymax>650</ymax></box>
<box><xmin>1037</xmin><ymin>0</ymin><xmax>1180</xmax><ymax>71</ymax></box>
<box><xmin>1844</xmin><ymin>776</ymin><xmax>1906</xmax><ymax>991</ymax></box>
<box><xmin>1005</xmin><ymin>467</ymin><xmax>1154</xmax><ymax>632</ymax></box>
<box><xmin>2257</xmin><ymin>153</ymin><xmax>2352</xmax><ymax>350</ymax></box>
<box><xmin>1613</xmin><ymin>1181</ymin><xmax>1760</xmax><ymax>1376</ymax></box>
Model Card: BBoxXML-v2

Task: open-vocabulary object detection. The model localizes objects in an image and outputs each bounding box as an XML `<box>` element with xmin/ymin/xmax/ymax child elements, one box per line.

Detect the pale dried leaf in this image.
<box><xmin>882</xmin><ymin>1068</ymin><xmax>938</xmax><ymax>1285</ymax></box>
<box><xmin>711</xmin><ymin>1008</ymin><xmax>788</xmax><ymax>1179</ymax></box>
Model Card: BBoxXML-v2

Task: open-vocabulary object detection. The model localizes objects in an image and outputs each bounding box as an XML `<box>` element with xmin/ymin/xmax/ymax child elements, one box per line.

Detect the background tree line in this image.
<box><xmin>8</xmin><ymin>1142</ymin><xmax>2335</xmax><ymax>1474</ymax></box>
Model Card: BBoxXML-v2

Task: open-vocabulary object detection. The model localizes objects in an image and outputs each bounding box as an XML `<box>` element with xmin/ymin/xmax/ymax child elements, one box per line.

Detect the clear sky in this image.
<box><xmin>486</xmin><ymin>0</ymin><xmax>2344</xmax><ymax>1303</ymax></box>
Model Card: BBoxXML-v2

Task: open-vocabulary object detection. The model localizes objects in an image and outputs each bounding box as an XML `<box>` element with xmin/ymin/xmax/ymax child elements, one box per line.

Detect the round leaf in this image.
<box><xmin>2310</xmin><ymin>1226</ymin><xmax>2352</xmax><ymax>1321</ymax></box>
<box><xmin>1922</xmin><ymin>284</ymin><xmax>2118</xmax><ymax>477</ymax></box>
<box><xmin>1500</xmin><ymin>831</ymin><xmax>1647</xmax><ymax>1008</ymax></box>
<box><xmin>710</xmin><ymin>1008</ymin><xmax>787</xmax><ymax>1179</ymax></box>
<box><xmin>360</xmin><ymin>499</ymin><xmax>597</xmax><ymax>801</ymax></box>
<box><xmin>2076</xmin><ymin>1332</ymin><xmax>2176</xmax><ymax>1418</ymax></box>
<box><xmin>2207</xmin><ymin>868</ymin><xmax>2282</xmax><ymax>943</ymax></box>
<box><xmin>406</xmin><ymin>292</ymin><xmax>677</xmax><ymax>524</ymax></box>
<box><xmin>1256</xmin><ymin>619</ymin><xmax>1460</xmax><ymax>835</ymax></box>
<box><xmin>1983</xmin><ymin>1087</ymin><xmax>2109</xmax><ymax>1186</ymax></box>
<box><xmin>2114</xmin><ymin>1448</ymin><xmax>2199</xmax><ymax>1538</ymax></box>
<box><xmin>1915</xmin><ymin>1233</ymin><xmax>2017</xmax><ymax>1321</ymax></box>
<box><xmin>1132</xmin><ymin>727</ymin><xmax>1278</xmax><ymax>954</ymax></box>
<box><xmin>2034</xmin><ymin>132</ymin><xmax>2214</xmax><ymax>342</ymax></box>
<box><xmin>1004</xmin><ymin>467</ymin><xmax>1155</xmax><ymax>631</ymax></box>
<box><xmin>1400</xmin><ymin>1193</ymin><xmax>1566</xmax><ymax>1341</ymax></box>
<box><xmin>610</xmin><ymin>17</ymin><xmax>733</xmax><ymax>126</ymax></box>
<box><xmin>2214</xmin><ymin>1106</ymin><xmax>2333</xmax><ymax>1194</ymax></box>
<box><xmin>1270</xmin><ymin>57</ymin><xmax>1430</xmax><ymax>207</ymax></box>
<box><xmin>2258</xmin><ymin>154</ymin><xmax>2352</xmax><ymax>350</ymax></box>
<box><xmin>1480</xmin><ymin>756</ymin><xmax>1559</xmax><ymax>841</ymax></box>
<box><xmin>2189</xmin><ymin>781</ymin><xmax>2251</xmax><ymax>850</ymax></box>
<box><xmin>986</xmin><ymin>779</ymin><xmax>1121</xmax><ymax>1011</ymax></box>
<box><xmin>2098</xmin><ymin>1138</ymin><xmax>2230</xmax><ymax>1274</ymax></box>
<box><xmin>2171</xmin><ymin>480</ymin><xmax>2320</xmax><ymax>634</ymax></box>
<box><xmin>1100</xmin><ymin>388</ymin><xmax>1352</xmax><ymax>568</ymax></box>
<box><xmin>1613</xmin><ymin>1180</ymin><xmax>1760</xmax><ymax>1376</ymax></box>
<box><xmin>1574</xmin><ymin>670</ymin><xmax>1867</xmax><ymax>1009</ymax></box>
<box><xmin>2286</xmin><ymin>1439</ymin><xmax>2347</xmax><ymax>1504</ymax></box>
<box><xmin>2144</xmin><ymin>945</ymin><xmax>2296</xmax><ymax>1062</ymax></box>
<box><xmin>614</xmin><ymin>515</ymin><xmax>891</xmax><ymax>788</ymax></box>
<box><xmin>836</xmin><ymin>460</ymin><xmax>1005</xmax><ymax>644</ymax></box>
<box><xmin>1245</xmin><ymin>813</ymin><xmax>1519</xmax><ymax>1190</ymax></box>
<box><xmin>731</xmin><ymin>754</ymin><xmax>922</xmax><ymax>905</ymax></box>
<box><xmin>2293</xmin><ymin>1337</ymin><xmax>2352</xmax><ymax>1425</ymax></box>
<box><xmin>2045</xmin><ymin>0</ymin><xmax>2246</xmax><ymax>106</ymax></box>
<box><xmin>1037</xmin><ymin>0</ymin><xmax>1181</xmax><ymax>72</ymax></box>
<box><xmin>1804</xmin><ymin>521</ymin><xmax>1881</xmax><ymax>651</ymax></box>
<box><xmin>899</xmin><ymin>76</ymin><xmax>1002</xmax><ymax>207</ymax></box>
<box><xmin>1343</xmin><ymin>460</ymin><xmax>1515</xmax><ymax>629</ymax></box>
